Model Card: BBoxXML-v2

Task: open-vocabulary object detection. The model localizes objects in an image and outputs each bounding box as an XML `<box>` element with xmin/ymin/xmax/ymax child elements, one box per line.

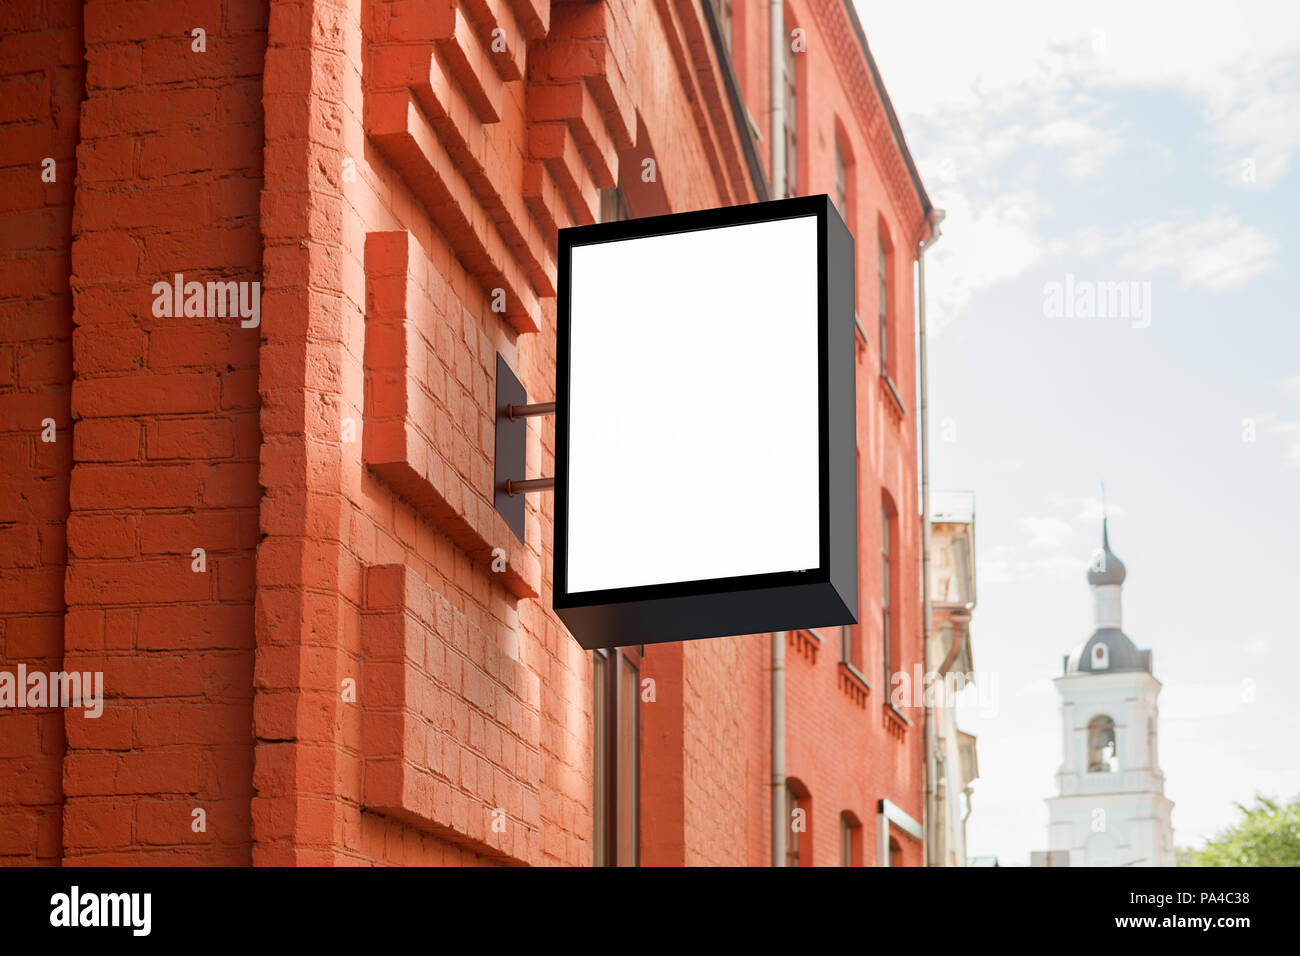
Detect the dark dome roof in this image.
<box><xmin>1087</xmin><ymin>547</ymin><xmax>1126</xmax><ymax>586</ymax></box>
<box><xmin>1065</xmin><ymin>628</ymin><xmax>1151</xmax><ymax>674</ymax></box>
<box><xmin>1086</xmin><ymin>520</ymin><xmax>1126</xmax><ymax>586</ymax></box>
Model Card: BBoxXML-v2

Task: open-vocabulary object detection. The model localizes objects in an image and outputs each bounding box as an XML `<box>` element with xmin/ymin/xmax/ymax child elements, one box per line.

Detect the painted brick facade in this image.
<box><xmin>0</xmin><ymin>0</ymin><xmax>930</xmax><ymax>866</ymax></box>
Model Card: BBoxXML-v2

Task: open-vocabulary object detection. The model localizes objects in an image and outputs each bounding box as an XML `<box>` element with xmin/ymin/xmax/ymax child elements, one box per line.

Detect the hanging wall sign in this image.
<box><xmin>553</xmin><ymin>195</ymin><xmax>857</xmax><ymax>650</ymax></box>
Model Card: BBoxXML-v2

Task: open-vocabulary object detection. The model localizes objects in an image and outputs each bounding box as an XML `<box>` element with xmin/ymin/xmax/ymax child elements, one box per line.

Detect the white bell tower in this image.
<box><xmin>1045</xmin><ymin>520</ymin><xmax>1175</xmax><ymax>866</ymax></box>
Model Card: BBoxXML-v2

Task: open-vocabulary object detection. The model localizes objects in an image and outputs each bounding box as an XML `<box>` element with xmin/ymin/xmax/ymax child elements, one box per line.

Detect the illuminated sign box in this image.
<box><xmin>553</xmin><ymin>195</ymin><xmax>857</xmax><ymax>650</ymax></box>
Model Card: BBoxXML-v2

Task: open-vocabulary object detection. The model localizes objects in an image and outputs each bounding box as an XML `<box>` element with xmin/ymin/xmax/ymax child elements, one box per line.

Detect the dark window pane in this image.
<box><xmin>882</xmin><ymin>504</ymin><xmax>892</xmax><ymax>687</ymax></box>
<box><xmin>833</xmin><ymin>143</ymin><xmax>847</xmax><ymax>217</ymax></box>
<box><xmin>709</xmin><ymin>0</ymin><xmax>733</xmax><ymax>51</ymax></box>
<box><xmin>878</xmin><ymin>237</ymin><xmax>888</xmax><ymax>370</ymax></box>
<box><xmin>599</xmin><ymin>186</ymin><xmax>629</xmax><ymax>224</ymax></box>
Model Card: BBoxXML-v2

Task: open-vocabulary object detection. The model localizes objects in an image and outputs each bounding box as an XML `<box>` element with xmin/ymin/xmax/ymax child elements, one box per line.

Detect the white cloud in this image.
<box><xmin>1048</xmin><ymin>494</ymin><xmax>1124</xmax><ymax>524</ymax></box>
<box><xmin>1119</xmin><ymin>218</ymin><xmax>1278</xmax><ymax>289</ymax></box>
<box><xmin>857</xmin><ymin>0</ymin><xmax>1296</xmax><ymax>334</ymax></box>
<box><xmin>1027</xmin><ymin>117</ymin><xmax>1124</xmax><ymax>180</ymax></box>
<box><xmin>1071</xmin><ymin>215</ymin><xmax>1278</xmax><ymax>289</ymax></box>
<box><xmin>1211</xmin><ymin>74</ymin><xmax>1300</xmax><ymax>187</ymax></box>
<box><xmin>923</xmin><ymin>189</ymin><xmax>1049</xmax><ymax>334</ymax></box>
<box><xmin>862</xmin><ymin>0</ymin><xmax>1300</xmax><ymax>186</ymax></box>
<box><xmin>980</xmin><ymin>544</ymin><xmax>1084</xmax><ymax>586</ymax></box>
<box><xmin>1274</xmin><ymin>421</ymin><xmax>1300</xmax><ymax>470</ymax></box>
<box><xmin>1161</xmin><ymin>681</ymin><xmax>1255</xmax><ymax>720</ymax></box>
<box><xmin>1016</xmin><ymin>515</ymin><xmax>1074</xmax><ymax>550</ymax></box>
<box><xmin>1250</xmin><ymin>413</ymin><xmax>1300</xmax><ymax>469</ymax></box>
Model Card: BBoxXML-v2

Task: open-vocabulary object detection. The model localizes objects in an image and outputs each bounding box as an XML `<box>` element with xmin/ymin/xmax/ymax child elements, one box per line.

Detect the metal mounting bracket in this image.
<box><xmin>494</xmin><ymin>353</ymin><xmax>555</xmax><ymax>542</ymax></box>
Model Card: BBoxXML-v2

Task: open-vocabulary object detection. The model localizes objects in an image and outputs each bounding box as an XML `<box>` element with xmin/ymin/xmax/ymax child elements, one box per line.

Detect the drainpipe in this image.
<box><xmin>769</xmin><ymin>0</ymin><xmax>788</xmax><ymax>868</ymax></box>
<box><xmin>918</xmin><ymin>207</ymin><xmax>945</xmax><ymax>866</ymax></box>
<box><xmin>769</xmin><ymin>0</ymin><xmax>786</xmax><ymax>200</ymax></box>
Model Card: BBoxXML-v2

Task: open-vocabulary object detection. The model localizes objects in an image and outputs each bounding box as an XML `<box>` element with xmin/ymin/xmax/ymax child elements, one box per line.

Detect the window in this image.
<box><xmin>833</xmin><ymin>142</ymin><xmax>847</xmax><ymax>217</ymax></box>
<box><xmin>888</xmin><ymin>836</ymin><xmax>902</xmax><ymax>867</ymax></box>
<box><xmin>1092</xmin><ymin>642</ymin><xmax>1109</xmax><ymax>669</ymax></box>
<box><xmin>1087</xmin><ymin>715</ymin><xmax>1118</xmax><ymax>773</ymax></box>
<box><xmin>841</xmin><ymin>450</ymin><xmax>863</xmax><ymax>669</ymax></box>
<box><xmin>708</xmin><ymin>0</ymin><xmax>733</xmax><ymax>51</ymax></box>
<box><xmin>781</xmin><ymin>13</ymin><xmax>798</xmax><ymax>196</ymax></box>
<box><xmin>831</xmin><ymin>124</ymin><xmax>855</xmax><ymax>224</ymax></box>
<box><xmin>786</xmin><ymin>779</ymin><xmax>811</xmax><ymax>866</ymax></box>
<box><xmin>877</xmin><ymin>231</ymin><xmax>890</xmax><ymax>375</ymax></box>
<box><xmin>881</xmin><ymin>497</ymin><xmax>896</xmax><ymax>691</ymax></box>
<box><xmin>840</xmin><ymin>812</ymin><xmax>862</xmax><ymax>866</ymax></box>
<box><xmin>599</xmin><ymin>186</ymin><xmax>630</xmax><ymax>224</ymax></box>
<box><xmin>594</xmin><ymin>645</ymin><xmax>642</xmax><ymax>865</ymax></box>
<box><xmin>617</xmin><ymin>651</ymin><xmax>639</xmax><ymax>862</ymax></box>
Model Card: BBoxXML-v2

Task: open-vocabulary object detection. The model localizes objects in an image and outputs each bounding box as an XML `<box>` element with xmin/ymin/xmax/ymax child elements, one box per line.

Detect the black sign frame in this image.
<box><xmin>553</xmin><ymin>194</ymin><xmax>858</xmax><ymax>650</ymax></box>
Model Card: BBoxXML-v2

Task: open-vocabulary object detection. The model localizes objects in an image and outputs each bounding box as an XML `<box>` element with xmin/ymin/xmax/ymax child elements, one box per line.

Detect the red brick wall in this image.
<box><xmin>0</xmin><ymin>0</ymin><xmax>82</xmax><ymax>865</ymax></box>
<box><xmin>681</xmin><ymin>636</ymin><xmax>772</xmax><ymax>867</ymax></box>
<box><xmin>59</xmin><ymin>0</ymin><xmax>265</xmax><ymax>864</ymax></box>
<box><xmin>0</xmin><ymin>0</ymin><xmax>929</xmax><ymax>867</ymax></box>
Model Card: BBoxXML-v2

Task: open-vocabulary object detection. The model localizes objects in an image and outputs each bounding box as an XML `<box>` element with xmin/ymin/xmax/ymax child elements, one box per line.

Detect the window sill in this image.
<box><xmin>882</xmin><ymin>702</ymin><xmax>912</xmax><ymax>737</ymax></box>
<box><xmin>788</xmin><ymin>629</ymin><xmax>821</xmax><ymax>663</ymax></box>
<box><xmin>879</xmin><ymin>373</ymin><xmax>907</xmax><ymax>418</ymax></box>
<box><xmin>838</xmin><ymin>661</ymin><xmax>871</xmax><ymax>708</ymax></box>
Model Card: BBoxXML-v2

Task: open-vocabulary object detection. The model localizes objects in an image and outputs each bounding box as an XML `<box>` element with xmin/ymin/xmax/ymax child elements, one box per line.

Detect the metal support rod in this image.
<box><xmin>506</xmin><ymin>477</ymin><xmax>554</xmax><ymax>496</ymax></box>
<box><xmin>507</xmin><ymin>401</ymin><xmax>556</xmax><ymax>420</ymax></box>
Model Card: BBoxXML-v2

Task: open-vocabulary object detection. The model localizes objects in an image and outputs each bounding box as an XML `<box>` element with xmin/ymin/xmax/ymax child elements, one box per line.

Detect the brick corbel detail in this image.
<box><xmin>362</xmin><ymin>564</ymin><xmax>541</xmax><ymax>863</ymax></box>
<box><xmin>365</xmin><ymin>0</ymin><xmax>551</xmax><ymax>331</ymax></box>
<box><xmin>364</xmin><ymin>231</ymin><xmax>541</xmax><ymax>599</ymax></box>
<box><xmin>526</xmin><ymin>0</ymin><xmax>638</xmax><ymax>226</ymax></box>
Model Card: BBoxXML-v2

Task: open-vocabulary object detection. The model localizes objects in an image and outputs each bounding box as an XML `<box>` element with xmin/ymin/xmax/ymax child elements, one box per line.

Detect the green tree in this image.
<box><xmin>1180</xmin><ymin>794</ymin><xmax>1300</xmax><ymax>867</ymax></box>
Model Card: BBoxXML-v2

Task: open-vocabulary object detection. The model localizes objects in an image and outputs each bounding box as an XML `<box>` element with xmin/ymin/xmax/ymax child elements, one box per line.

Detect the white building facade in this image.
<box><xmin>1045</xmin><ymin>522</ymin><xmax>1175</xmax><ymax>867</ymax></box>
<box><xmin>927</xmin><ymin>494</ymin><xmax>980</xmax><ymax>866</ymax></box>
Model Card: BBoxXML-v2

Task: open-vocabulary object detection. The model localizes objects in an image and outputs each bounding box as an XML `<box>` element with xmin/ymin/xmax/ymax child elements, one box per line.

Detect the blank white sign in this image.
<box><xmin>566</xmin><ymin>214</ymin><xmax>821</xmax><ymax>594</ymax></box>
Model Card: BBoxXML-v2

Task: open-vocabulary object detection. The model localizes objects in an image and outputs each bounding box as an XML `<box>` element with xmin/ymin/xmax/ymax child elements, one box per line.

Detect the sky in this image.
<box><xmin>854</xmin><ymin>0</ymin><xmax>1300</xmax><ymax>864</ymax></box>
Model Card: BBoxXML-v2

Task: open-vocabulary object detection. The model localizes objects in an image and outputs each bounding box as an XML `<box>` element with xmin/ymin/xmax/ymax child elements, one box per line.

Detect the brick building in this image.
<box><xmin>0</xmin><ymin>0</ymin><xmax>934</xmax><ymax>865</ymax></box>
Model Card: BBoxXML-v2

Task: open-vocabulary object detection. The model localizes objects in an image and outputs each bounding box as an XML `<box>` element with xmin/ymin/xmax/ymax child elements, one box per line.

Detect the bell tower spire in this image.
<box><xmin>1101</xmin><ymin>480</ymin><xmax>1109</xmax><ymax>549</ymax></box>
<box><xmin>1087</xmin><ymin>498</ymin><xmax>1126</xmax><ymax>629</ymax></box>
<box><xmin>1041</xmin><ymin>506</ymin><xmax>1175</xmax><ymax>866</ymax></box>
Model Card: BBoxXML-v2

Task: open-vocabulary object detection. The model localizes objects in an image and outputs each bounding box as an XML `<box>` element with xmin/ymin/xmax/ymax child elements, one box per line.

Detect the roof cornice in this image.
<box><xmin>811</xmin><ymin>0</ymin><xmax>933</xmax><ymax>244</ymax></box>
